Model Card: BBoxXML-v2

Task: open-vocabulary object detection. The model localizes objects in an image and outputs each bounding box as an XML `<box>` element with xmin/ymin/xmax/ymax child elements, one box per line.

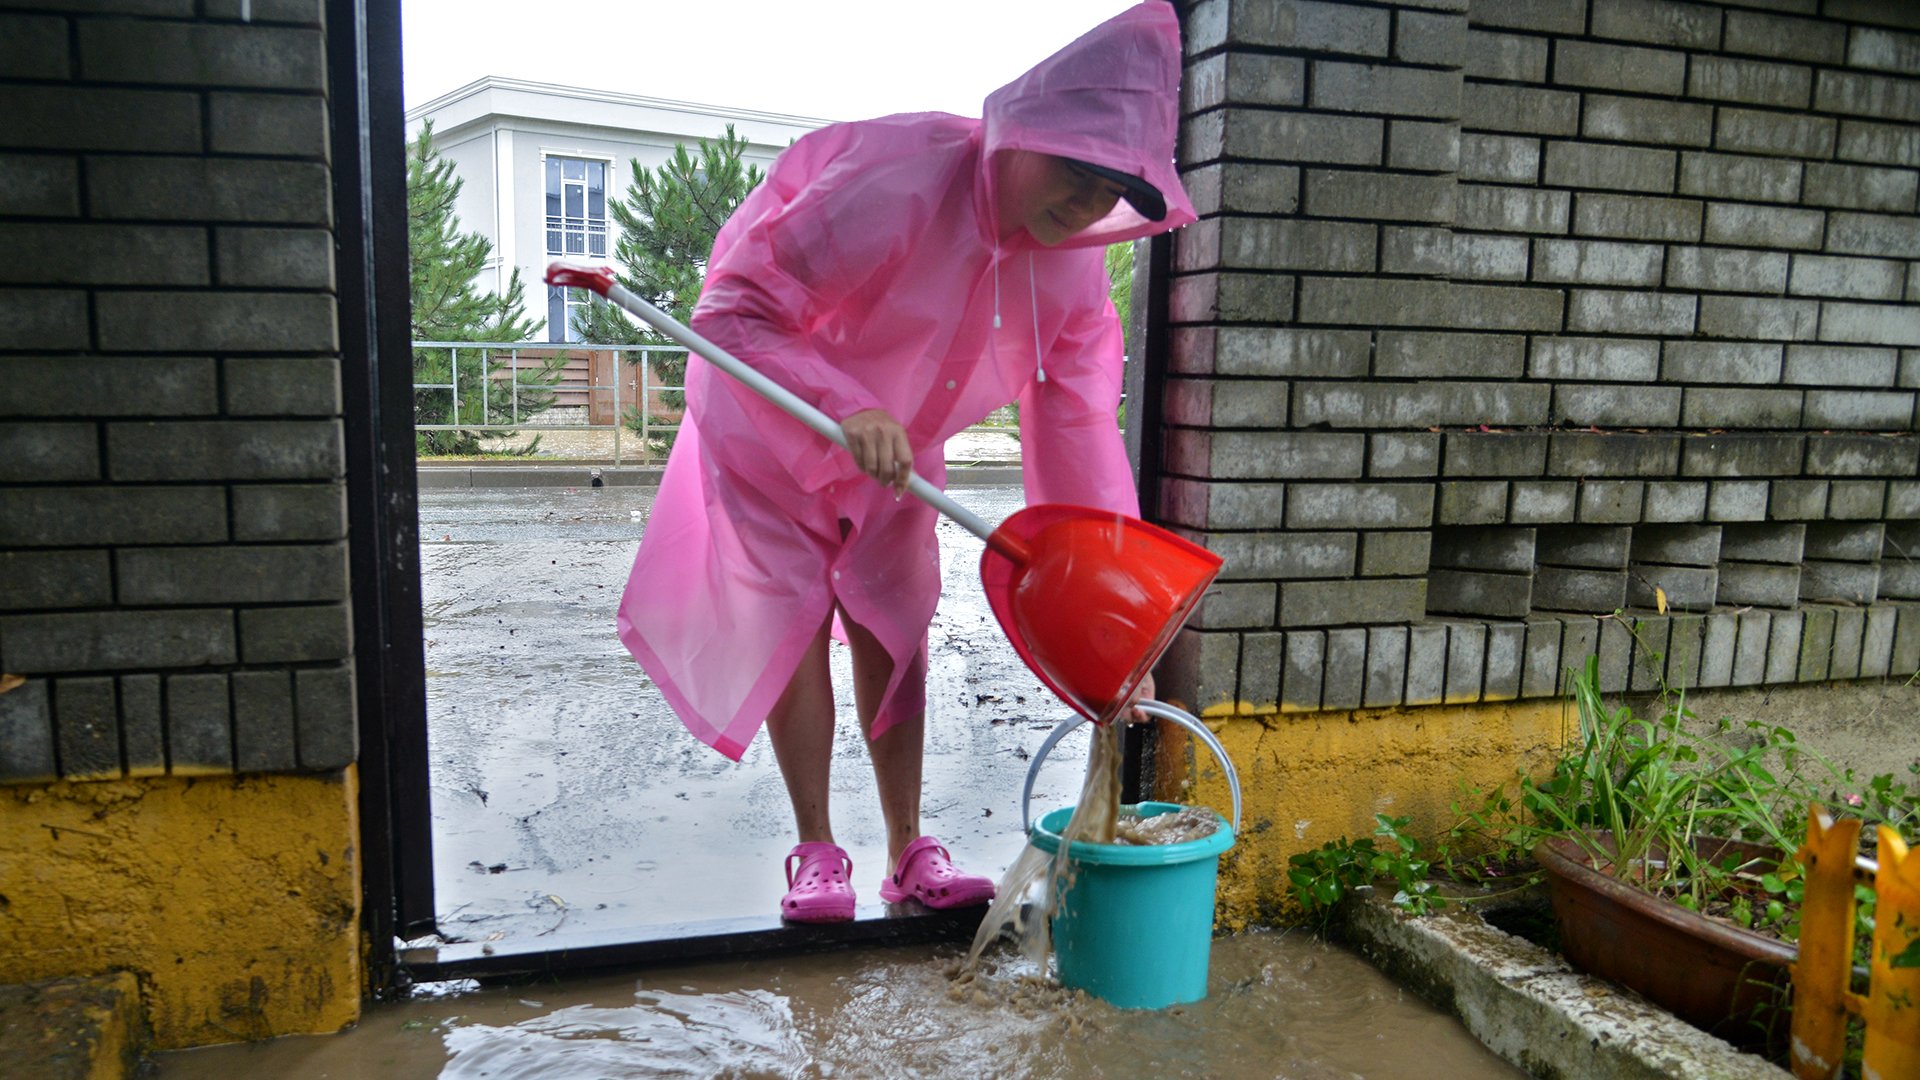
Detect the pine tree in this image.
<box><xmin>573</xmin><ymin>125</ymin><xmax>766</xmax><ymax>444</ymax></box>
<box><xmin>408</xmin><ymin>120</ymin><xmax>558</xmax><ymax>456</ymax></box>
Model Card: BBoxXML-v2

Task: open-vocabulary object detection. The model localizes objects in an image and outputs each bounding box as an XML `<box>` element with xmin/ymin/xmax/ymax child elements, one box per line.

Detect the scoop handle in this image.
<box><xmin>547</xmin><ymin>262</ymin><xmax>996</xmax><ymax>544</ymax></box>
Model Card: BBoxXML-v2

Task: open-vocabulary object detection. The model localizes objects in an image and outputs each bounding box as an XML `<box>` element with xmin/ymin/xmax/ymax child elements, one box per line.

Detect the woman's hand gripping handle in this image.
<box><xmin>840</xmin><ymin>408</ymin><xmax>914</xmax><ymax>497</ymax></box>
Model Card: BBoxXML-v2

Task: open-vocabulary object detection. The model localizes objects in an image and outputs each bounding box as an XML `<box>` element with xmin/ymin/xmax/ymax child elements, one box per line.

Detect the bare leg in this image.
<box><xmin>764</xmin><ymin>611</ymin><xmax>837</xmax><ymax>846</ymax></box>
<box><xmin>842</xmin><ymin>606</ymin><xmax>924</xmax><ymax>871</ymax></box>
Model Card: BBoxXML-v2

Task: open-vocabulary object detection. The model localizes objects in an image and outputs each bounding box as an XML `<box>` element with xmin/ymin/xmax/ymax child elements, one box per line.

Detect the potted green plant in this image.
<box><xmin>1289</xmin><ymin>636</ymin><xmax>1918</xmax><ymax>1056</ymax></box>
<box><xmin>1523</xmin><ymin>654</ymin><xmax>1811</xmax><ymax>1048</ymax></box>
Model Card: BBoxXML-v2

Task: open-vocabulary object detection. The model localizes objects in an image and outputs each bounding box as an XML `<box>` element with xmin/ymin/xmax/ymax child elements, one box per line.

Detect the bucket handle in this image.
<box><xmin>1020</xmin><ymin>701</ymin><xmax>1242</xmax><ymax>836</ymax></box>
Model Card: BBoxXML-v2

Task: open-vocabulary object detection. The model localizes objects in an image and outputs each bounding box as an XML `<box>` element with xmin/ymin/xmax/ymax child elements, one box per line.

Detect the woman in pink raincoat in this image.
<box><xmin>618</xmin><ymin>1</ymin><xmax>1195</xmax><ymax>922</ymax></box>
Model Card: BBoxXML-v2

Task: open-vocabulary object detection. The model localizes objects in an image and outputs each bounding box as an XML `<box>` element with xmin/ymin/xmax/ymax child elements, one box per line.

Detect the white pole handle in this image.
<box><xmin>547</xmin><ymin>263</ymin><xmax>997</xmax><ymax>545</ymax></box>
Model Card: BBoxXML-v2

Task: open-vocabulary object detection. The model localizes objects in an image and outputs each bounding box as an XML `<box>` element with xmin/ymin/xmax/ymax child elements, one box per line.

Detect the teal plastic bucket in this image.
<box><xmin>1028</xmin><ymin>801</ymin><xmax>1236</xmax><ymax>1010</ymax></box>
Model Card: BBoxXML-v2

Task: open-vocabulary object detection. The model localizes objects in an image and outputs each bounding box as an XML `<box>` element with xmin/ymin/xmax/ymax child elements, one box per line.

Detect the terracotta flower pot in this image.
<box><xmin>1533</xmin><ymin>834</ymin><xmax>1794</xmax><ymax>1050</ymax></box>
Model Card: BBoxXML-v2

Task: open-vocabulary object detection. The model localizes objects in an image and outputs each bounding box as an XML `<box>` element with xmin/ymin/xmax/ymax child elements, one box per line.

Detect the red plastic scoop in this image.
<box><xmin>980</xmin><ymin>504</ymin><xmax>1217</xmax><ymax>724</ymax></box>
<box><xmin>547</xmin><ymin>262</ymin><xmax>1222</xmax><ymax>725</ymax></box>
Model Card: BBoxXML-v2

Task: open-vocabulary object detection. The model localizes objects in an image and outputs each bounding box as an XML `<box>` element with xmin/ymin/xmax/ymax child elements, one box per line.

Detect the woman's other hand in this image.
<box><xmin>1123</xmin><ymin>672</ymin><xmax>1157</xmax><ymax>724</ymax></box>
<box><xmin>842</xmin><ymin>408</ymin><xmax>914</xmax><ymax>496</ymax></box>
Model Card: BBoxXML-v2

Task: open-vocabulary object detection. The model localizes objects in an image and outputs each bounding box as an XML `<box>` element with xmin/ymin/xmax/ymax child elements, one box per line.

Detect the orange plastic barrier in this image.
<box><xmin>1789</xmin><ymin>806</ymin><xmax>1919</xmax><ymax>1080</ymax></box>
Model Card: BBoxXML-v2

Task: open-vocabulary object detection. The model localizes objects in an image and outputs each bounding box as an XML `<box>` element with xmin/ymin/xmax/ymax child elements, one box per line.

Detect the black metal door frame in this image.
<box><xmin>332</xmin><ymin>0</ymin><xmax>436</xmax><ymax>992</ymax></box>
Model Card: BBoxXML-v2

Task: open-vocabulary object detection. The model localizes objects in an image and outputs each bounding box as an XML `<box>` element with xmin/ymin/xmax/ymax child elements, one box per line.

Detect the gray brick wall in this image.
<box><xmin>0</xmin><ymin>0</ymin><xmax>353</xmax><ymax>785</ymax></box>
<box><xmin>1166</xmin><ymin>0</ymin><xmax>1920</xmax><ymax>717</ymax></box>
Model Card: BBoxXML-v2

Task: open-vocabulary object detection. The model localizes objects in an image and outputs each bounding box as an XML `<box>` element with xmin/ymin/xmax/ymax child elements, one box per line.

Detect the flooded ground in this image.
<box><xmin>278</xmin><ymin>463</ymin><xmax>1530</xmax><ymax>1078</ymax></box>
<box><xmin>154</xmin><ymin>929</ymin><xmax>1526</xmax><ymax>1079</ymax></box>
<box><xmin>155</xmin><ymin>457</ymin><xmax>1530</xmax><ymax>1077</ymax></box>
<box><xmin>417</xmin><ymin>482</ymin><xmax>1096</xmax><ymax>942</ymax></box>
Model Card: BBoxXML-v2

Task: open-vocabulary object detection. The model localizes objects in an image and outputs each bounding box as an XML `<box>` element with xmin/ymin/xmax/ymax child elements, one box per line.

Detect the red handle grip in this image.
<box><xmin>545</xmin><ymin>262</ymin><xmax>617</xmax><ymax>295</ymax></box>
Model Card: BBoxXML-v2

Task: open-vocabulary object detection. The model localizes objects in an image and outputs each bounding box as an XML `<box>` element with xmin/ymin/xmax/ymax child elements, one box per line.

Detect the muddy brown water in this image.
<box><xmin>153</xmin><ymin>931</ymin><xmax>1524</xmax><ymax>1079</ymax></box>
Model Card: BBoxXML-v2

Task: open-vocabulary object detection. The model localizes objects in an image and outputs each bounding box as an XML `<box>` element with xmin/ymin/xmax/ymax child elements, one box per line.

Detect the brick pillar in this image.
<box><xmin>1162</xmin><ymin>0</ymin><xmax>1469</xmax><ymax>715</ymax></box>
<box><xmin>0</xmin><ymin>1</ymin><xmax>354</xmax><ymax>783</ymax></box>
<box><xmin>1156</xmin><ymin>0</ymin><xmax>1920</xmax><ymax>714</ymax></box>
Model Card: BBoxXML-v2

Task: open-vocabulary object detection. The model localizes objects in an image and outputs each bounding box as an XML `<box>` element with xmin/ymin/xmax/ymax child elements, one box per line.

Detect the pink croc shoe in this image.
<box><xmin>782</xmin><ymin>842</ymin><xmax>855</xmax><ymax>923</ymax></box>
<box><xmin>879</xmin><ymin>836</ymin><xmax>996</xmax><ymax>909</ymax></box>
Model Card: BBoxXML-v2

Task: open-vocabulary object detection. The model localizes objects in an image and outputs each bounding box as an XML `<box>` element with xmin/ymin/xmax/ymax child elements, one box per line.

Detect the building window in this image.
<box><xmin>547</xmin><ymin>285</ymin><xmax>593</xmax><ymax>343</ymax></box>
<box><xmin>545</xmin><ymin>156</ymin><xmax>608</xmax><ymax>259</ymax></box>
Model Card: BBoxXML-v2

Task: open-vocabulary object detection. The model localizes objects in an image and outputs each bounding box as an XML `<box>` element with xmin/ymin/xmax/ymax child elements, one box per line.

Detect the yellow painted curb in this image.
<box><xmin>0</xmin><ymin>771</ymin><xmax>361</xmax><ymax>1049</ymax></box>
<box><xmin>0</xmin><ymin>971</ymin><xmax>145</xmax><ymax>1080</ymax></box>
<box><xmin>1153</xmin><ymin>700</ymin><xmax>1566</xmax><ymax>930</ymax></box>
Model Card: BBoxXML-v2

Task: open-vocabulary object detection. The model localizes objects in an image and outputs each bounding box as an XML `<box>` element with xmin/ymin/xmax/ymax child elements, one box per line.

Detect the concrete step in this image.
<box><xmin>1342</xmin><ymin>889</ymin><xmax>1790</xmax><ymax>1080</ymax></box>
<box><xmin>0</xmin><ymin>973</ymin><xmax>146</xmax><ymax>1080</ymax></box>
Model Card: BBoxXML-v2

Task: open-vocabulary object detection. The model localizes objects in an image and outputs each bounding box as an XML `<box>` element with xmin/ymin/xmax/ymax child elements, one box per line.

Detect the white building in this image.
<box><xmin>405</xmin><ymin>77</ymin><xmax>829</xmax><ymax>342</ymax></box>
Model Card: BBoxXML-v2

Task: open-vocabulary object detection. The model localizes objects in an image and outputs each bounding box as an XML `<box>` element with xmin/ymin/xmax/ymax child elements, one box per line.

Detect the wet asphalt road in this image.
<box><xmin>418</xmin><ymin>484</ymin><xmax>1095</xmax><ymax>942</ymax></box>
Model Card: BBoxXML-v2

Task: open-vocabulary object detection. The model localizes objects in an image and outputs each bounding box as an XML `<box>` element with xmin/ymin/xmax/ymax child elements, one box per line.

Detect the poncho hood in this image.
<box><xmin>981</xmin><ymin>0</ymin><xmax>1196</xmax><ymax>249</ymax></box>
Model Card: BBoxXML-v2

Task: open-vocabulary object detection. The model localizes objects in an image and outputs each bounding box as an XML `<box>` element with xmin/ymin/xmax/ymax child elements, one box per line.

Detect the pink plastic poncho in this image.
<box><xmin>617</xmin><ymin>1</ymin><xmax>1197</xmax><ymax>760</ymax></box>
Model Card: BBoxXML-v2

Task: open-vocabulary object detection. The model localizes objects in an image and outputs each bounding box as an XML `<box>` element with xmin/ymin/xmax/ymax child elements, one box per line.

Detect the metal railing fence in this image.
<box><xmin>411</xmin><ymin>340</ymin><xmax>1083</xmax><ymax>467</ymax></box>
<box><xmin>411</xmin><ymin>341</ymin><xmax>686</xmax><ymax>466</ymax></box>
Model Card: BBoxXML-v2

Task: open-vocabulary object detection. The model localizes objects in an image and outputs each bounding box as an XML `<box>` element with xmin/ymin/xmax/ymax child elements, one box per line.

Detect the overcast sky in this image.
<box><xmin>401</xmin><ymin>0</ymin><xmax>1140</xmax><ymax>121</ymax></box>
